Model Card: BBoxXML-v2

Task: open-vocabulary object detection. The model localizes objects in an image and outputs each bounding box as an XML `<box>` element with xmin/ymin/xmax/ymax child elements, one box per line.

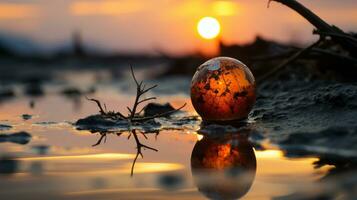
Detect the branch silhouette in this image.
<box><xmin>87</xmin><ymin>65</ymin><xmax>186</xmax><ymax>176</ymax></box>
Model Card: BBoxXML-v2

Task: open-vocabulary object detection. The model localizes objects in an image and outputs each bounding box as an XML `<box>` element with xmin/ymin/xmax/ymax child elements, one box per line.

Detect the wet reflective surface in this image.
<box><xmin>191</xmin><ymin>132</ymin><xmax>256</xmax><ymax>200</ymax></box>
<box><xmin>0</xmin><ymin>69</ymin><xmax>355</xmax><ymax>200</ymax></box>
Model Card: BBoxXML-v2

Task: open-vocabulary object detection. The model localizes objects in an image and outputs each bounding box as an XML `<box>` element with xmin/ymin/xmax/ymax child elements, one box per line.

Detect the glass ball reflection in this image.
<box><xmin>191</xmin><ymin>134</ymin><xmax>256</xmax><ymax>200</ymax></box>
<box><xmin>191</xmin><ymin>57</ymin><xmax>256</xmax><ymax>121</ymax></box>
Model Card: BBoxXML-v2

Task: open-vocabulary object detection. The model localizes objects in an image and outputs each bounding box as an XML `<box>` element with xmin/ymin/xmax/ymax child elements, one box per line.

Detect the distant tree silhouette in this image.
<box><xmin>72</xmin><ymin>31</ymin><xmax>85</xmax><ymax>57</ymax></box>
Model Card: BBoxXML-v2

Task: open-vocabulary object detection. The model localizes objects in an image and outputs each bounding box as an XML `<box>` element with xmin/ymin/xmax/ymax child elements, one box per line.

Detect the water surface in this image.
<box><xmin>0</xmin><ymin>71</ymin><xmax>334</xmax><ymax>200</ymax></box>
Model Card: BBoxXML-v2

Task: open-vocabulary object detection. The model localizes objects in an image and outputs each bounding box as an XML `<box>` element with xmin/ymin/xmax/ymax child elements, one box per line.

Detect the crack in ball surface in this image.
<box><xmin>190</xmin><ymin>57</ymin><xmax>256</xmax><ymax>121</ymax></box>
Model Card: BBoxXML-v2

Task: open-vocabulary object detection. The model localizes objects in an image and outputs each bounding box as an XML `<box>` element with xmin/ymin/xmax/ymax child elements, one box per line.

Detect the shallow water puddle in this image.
<box><xmin>0</xmin><ymin>86</ymin><xmax>331</xmax><ymax>200</ymax></box>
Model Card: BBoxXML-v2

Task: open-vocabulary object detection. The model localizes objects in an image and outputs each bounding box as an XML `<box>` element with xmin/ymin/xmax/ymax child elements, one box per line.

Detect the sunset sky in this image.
<box><xmin>0</xmin><ymin>0</ymin><xmax>356</xmax><ymax>55</ymax></box>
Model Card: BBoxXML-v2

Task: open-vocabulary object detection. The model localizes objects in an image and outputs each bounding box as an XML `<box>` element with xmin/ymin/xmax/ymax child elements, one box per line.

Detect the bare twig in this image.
<box><xmin>257</xmin><ymin>39</ymin><xmax>322</xmax><ymax>83</ymax></box>
<box><xmin>270</xmin><ymin>0</ymin><xmax>357</xmax><ymax>56</ymax></box>
<box><xmin>313</xmin><ymin>29</ymin><xmax>357</xmax><ymax>44</ymax></box>
<box><xmin>88</xmin><ymin>65</ymin><xmax>185</xmax><ymax>122</ymax></box>
<box><xmin>142</xmin><ymin>85</ymin><xmax>158</xmax><ymax>94</ymax></box>
<box><xmin>137</xmin><ymin>97</ymin><xmax>156</xmax><ymax>105</ymax></box>
<box><xmin>253</xmin><ymin>45</ymin><xmax>357</xmax><ymax>66</ymax></box>
<box><xmin>130</xmin><ymin>64</ymin><xmax>140</xmax><ymax>86</ymax></box>
<box><xmin>128</xmin><ymin>65</ymin><xmax>158</xmax><ymax>120</ymax></box>
<box><xmin>86</xmin><ymin>97</ymin><xmax>106</xmax><ymax>115</ymax></box>
<box><xmin>137</xmin><ymin>104</ymin><xmax>149</xmax><ymax>116</ymax></box>
<box><xmin>250</xmin><ymin>51</ymin><xmax>294</xmax><ymax>61</ymax></box>
<box><xmin>310</xmin><ymin>48</ymin><xmax>357</xmax><ymax>63</ymax></box>
<box><xmin>86</xmin><ymin>97</ymin><xmax>127</xmax><ymax>120</ymax></box>
<box><xmin>270</xmin><ymin>0</ymin><xmax>333</xmax><ymax>33</ymax></box>
<box><xmin>86</xmin><ymin>65</ymin><xmax>186</xmax><ymax>176</ymax></box>
<box><xmin>127</xmin><ymin>106</ymin><xmax>132</xmax><ymax>113</ymax></box>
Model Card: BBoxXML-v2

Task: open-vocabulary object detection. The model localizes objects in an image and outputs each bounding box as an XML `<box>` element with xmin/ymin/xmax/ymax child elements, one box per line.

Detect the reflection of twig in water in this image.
<box><xmin>92</xmin><ymin>132</ymin><xmax>123</xmax><ymax>147</ymax></box>
<box><xmin>130</xmin><ymin>129</ymin><xmax>158</xmax><ymax>177</ymax></box>
<box><xmin>88</xmin><ymin>65</ymin><xmax>185</xmax><ymax>176</ymax></box>
<box><xmin>92</xmin><ymin>132</ymin><xmax>107</xmax><ymax>147</ymax></box>
<box><xmin>92</xmin><ymin>130</ymin><xmax>158</xmax><ymax>176</ymax></box>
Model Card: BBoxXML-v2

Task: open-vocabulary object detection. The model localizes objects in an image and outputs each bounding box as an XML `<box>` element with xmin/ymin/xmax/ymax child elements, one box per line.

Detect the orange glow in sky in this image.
<box><xmin>0</xmin><ymin>3</ymin><xmax>37</xmax><ymax>19</ymax></box>
<box><xmin>0</xmin><ymin>1</ymin><xmax>356</xmax><ymax>56</ymax></box>
<box><xmin>70</xmin><ymin>1</ymin><xmax>145</xmax><ymax>16</ymax></box>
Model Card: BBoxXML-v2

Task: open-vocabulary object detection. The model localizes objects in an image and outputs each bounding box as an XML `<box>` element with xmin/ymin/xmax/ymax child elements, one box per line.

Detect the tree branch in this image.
<box><xmin>257</xmin><ymin>39</ymin><xmax>322</xmax><ymax>83</ymax></box>
<box><xmin>270</xmin><ymin>0</ymin><xmax>357</xmax><ymax>56</ymax></box>
<box><xmin>86</xmin><ymin>65</ymin><xmax>187</xmax><ymax>176</ymax></box>
<box><xmin>137</xmin><ymin>97</ymin><xmax>156</xmax><ymax>105</ymax></box>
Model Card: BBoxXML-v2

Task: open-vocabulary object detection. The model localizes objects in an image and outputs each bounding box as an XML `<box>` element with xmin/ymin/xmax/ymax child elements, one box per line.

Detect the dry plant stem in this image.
<box><xmin>311</xmin><ymin>48</ymin><xmax>357</xmax><ymax>64</ymax></box>
<box><xmin>128</xmin><ymin>65</ymin><xmax>158</xmax><ymax>120</ymax></box>
<box><xmin>269</xmin><ymin>0</ymin><xmax>333</xmax><ymax>33</ymax></box>
<box><xmin>88</xmin><ymin>65</ymin><xmax>186</xmax><ymax>122</ymax></box>
<box><xmin>313</xmin><ymin>30</ymin><xmax>357</xmax><ymax>44</ymax></box>
<box><xmin>269</xmin><ymin>0</ymin><xmax>357</xmax><ymax>55</ymax></box>
<box><xmin>253</xmin><ymin>47</ymin><xmax>357</xmax><ymax>64</ymax></box>
<box><xmin>86</xmin><ymin>97</ymin><xmax>127</xmax><ymax>120</ymax></box>
<box><xmin>86</xmin><ymin>97</ymin><xmax>106</xmax><ymax>115</ymax></box>
<box><xmin>257</xmin><ymin>39</ymin><xmax>322</xmax><ymax>83</ymax></box>
<box><xmin>259</xmin><ymin>0</ymin><xmax>357</xmax><ymax>82</ymax></box>
<box><xmin>251</xmin><ymin>51</ymin><xmax>294</xmax><ymax>61</ymax></box>
<box><xmin>87</xmin><ymin>65</ymin><xmax>186</xmax><ymax>176</ymax></box>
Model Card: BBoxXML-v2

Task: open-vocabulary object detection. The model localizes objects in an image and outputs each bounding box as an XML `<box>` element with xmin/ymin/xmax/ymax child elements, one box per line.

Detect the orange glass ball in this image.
<box><xmin>190</xmin><ymin>57</ymin><xmax>256</xmax><ymax>121</ymax></box>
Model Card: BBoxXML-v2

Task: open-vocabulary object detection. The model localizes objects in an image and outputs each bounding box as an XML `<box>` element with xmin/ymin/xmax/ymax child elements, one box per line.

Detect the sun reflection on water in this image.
<box><xmin>18</xmin><ymin>153</ymin><xmax>135</xmax><ymax>161</ymax></box>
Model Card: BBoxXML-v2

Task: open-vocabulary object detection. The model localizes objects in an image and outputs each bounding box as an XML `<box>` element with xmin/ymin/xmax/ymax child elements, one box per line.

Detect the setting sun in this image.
<box><xmin>197</xmin><ymin>16</ymin><xmax>221</xmax><ymax>39</ymax></box>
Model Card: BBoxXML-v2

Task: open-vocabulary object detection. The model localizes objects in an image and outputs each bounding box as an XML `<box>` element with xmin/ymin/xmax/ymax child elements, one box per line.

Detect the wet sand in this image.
<box><xmin>0</xmin><ymin>66</ymin><xmax>356</xmax><ymax>199</ymax></box>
